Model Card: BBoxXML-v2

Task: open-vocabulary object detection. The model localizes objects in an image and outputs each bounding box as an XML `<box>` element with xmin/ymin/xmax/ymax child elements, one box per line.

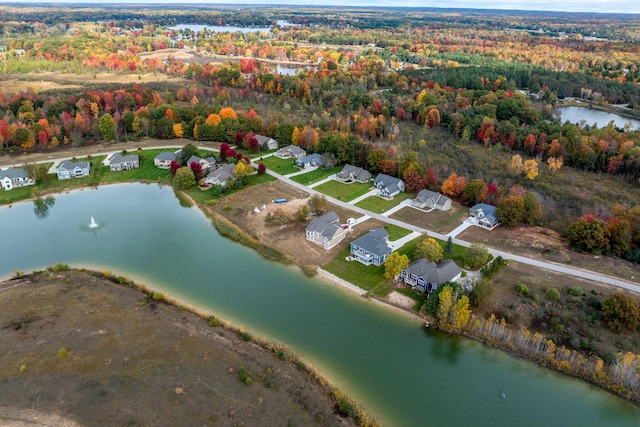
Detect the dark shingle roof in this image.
<box><xmin>405</xmin><ymin>258</ymin><xmax>462</xmax><ymax>285</ymax></box>
<box><xmin>306</xmin><ymin>211</ymin><xmax>341</xmax><ymax>239</ymax></box>
<box><xmin>351</xmin><ymin>228</ymin><xmax>391</xmax><ymax>257</ymax></box>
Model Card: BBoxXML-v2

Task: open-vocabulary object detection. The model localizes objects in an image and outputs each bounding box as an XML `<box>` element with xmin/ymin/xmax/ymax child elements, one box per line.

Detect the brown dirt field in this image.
<box><xmin>212</xmin><ymin>180</ymin><xmax>385</xmax><ymax>267</ymax></box>
<box><xmin>389</xmin><ymin>201</ymin><xmax>469</xmax><ymax>234</ymax></box>
<box><xmin>459</xmin><ymin>223</ymin><xmax>640</xmax><ymax>285</ymax></box>
<box><xmin>0</xmin><ymin>270</ymin><xmax>355</xmax><ymax>427</ymax></box>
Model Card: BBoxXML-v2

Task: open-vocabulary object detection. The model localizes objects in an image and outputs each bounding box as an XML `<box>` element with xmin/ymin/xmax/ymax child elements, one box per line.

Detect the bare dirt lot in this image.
<box><xmin>0</xmin><ymin>270</ymin><xmax>355</xmax><ymax>427</ymax></box>
<box><xmin>212</xmin><ymin>180</ymin><xmax>385</xmax><ymax>267</ymax></box>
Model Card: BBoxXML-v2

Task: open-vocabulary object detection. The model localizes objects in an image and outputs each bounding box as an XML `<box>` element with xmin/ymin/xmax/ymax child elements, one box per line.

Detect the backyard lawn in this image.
<box><xmin>290</xmin><ymin>166</ymin><xmax>341</xmax><ymax>185</ymax></box>
<box><xmin>355</xmin><ymin>192</ymin><xmax>412</xmax><ymax>214</ymax></box>
<box><xmin>313</xmin><ymin>180</ymin><xmax>372</xmax><ymax>202</ymax></box>
<box><xmin>385</xmin><ymin>224</ymin><xmax>413</xmax><ymax>241</ymax></box>
<box><xmin>258</xmin><ymin>156</ymin><xmax>299</xmax><ymax>175</ymax></box>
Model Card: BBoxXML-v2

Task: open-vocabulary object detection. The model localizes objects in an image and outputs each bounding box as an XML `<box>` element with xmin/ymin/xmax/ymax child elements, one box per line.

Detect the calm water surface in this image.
<box><xmin>1</xmin><ymin>183</ymin><xmax>639</xmax><ymax>426</ymax></box>
<box><xmin>557</xmin><ymin>106</ymin><xmax>640</xmax><ymax>130</ymax></box>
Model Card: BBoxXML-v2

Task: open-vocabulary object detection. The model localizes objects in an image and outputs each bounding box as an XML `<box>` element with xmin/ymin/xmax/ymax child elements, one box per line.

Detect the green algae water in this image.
<box><xmin>1</xmin><ymin>183</ymin><xmax>639</xmax><ymax>426</ymax></box>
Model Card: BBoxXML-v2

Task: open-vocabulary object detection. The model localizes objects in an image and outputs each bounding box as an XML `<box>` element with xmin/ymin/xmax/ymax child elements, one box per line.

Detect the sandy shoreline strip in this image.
<box><xmin>316</xmin><ymin>268</ymin><xmax>367</xmax><ymax>296</ymax></box>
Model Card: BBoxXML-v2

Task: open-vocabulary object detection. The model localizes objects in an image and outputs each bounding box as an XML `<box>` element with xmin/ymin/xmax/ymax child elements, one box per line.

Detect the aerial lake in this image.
<box><xmin>2</xmin><ymin>183</ymin><xmax>639</xmax><ymax>426</ymax></box>
<box><xmin>557</xmin><ymin>106</ymin><xmax>640</xmax><ymax>130</ymax></box>
<box><xmin>168</xmin><ymin>24</ymin><xmax>272</xmax><ymax>34</ymax></box>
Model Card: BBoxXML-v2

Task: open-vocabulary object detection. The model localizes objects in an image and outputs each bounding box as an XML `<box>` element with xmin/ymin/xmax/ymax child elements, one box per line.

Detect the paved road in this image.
<box><xmin>266</xmin><ymin>169</ymin><xmax>640</xmax><ymax>292</ymax></box>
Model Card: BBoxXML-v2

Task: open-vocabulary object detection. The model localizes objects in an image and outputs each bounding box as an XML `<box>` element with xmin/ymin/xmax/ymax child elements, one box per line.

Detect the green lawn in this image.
<box><xmin>290</xmin><ymin>166</ymin><xmax>341</xmax><ymax>185</ymax></box>
<box><xmin>355</xmin><ymin>192</ymin><xmax>412</xmax><ymax>214</ymax></box>
<box><xmin>313</xmin><ymin>180</ymin><xmax>372</xmax><ymax>202</ymax></box>
<box><xmin>385</xmin><ymin>224</ymin><xmax>413</xmax><ymax>241</ymax></box>
<box><xmin>258</xmin><ymin>156</ymin><xmax>298</xmax><ymax>175</ymax></box>
<box><xmin>99</xmin><ymin>150</ymin><xmax>172</xmax><ymax>184</ymax></box>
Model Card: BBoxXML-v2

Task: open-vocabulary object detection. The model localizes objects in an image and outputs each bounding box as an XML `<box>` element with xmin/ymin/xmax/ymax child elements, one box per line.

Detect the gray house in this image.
<box><xmin>398</xmin><ymin>258</ymin><xmax>462</xmax><ymax>294</ymax></box>
<box><xmin>0</xmin><ymin>167</ymin><xmax>34</xmax><ymax>190</ymax></box>
<box><xmin>350</xmin><ymin>228</ymin><xmax>392</xmax><ymax>266</ymax></box>
<box><xmin>412</xmin><ymin>189</ymin><xmax>452</xmax><ymax>211</ymax></box>
<box><xmin>255</xmin><ymin>135</ymin><xmax>278</xmax><ymax>150</ymax></box>
<box><xmin>57</xmin><ymin>160</ymin><xmax>91</xmax><ymax>180</ymax></box>
<box><xmin>335</xmin><ymin>164</ymin><xmax>371</xmax><ymax>183</ymax></box>
<box><xmin>186</xmin><ymin>155</ymin><xmax>216</xmax><ymax>172</ymax></box>
<box><xmin>469</xmin><ymin>203</ymin><xmax>500</xmax><ymax>229</ymax></box>
<box><xmin>306</xmin><ymin>211</ymin><xmax>347</xmax><ymax>250</ymax></box>
<box><xmin>374</xmin><ymin>174</ymin><xmax>405</xmax><ymax>198</ymax></box>
<box><xmin>295</xmin><ymin>153</ymin><xmax>331</xmax><ymax>169</ymax></box>
<box><xmin>204</xmin><ymin>163</ymin><xmax>235</xmax><ymax>187</ymax></box>
<box><xmin>109</xmin><ymin>153</ymin><xmax>139</xmax><ymax>172</ymax></box>
<box><xmin>275</xmin><ymin>144</ymin><xmax>306</xmax><ymax>159</ymax></box>
<box><xmin>154</xmin><ymin>151</ymin><xmax>178</xmax><ymax>168</ymax></box>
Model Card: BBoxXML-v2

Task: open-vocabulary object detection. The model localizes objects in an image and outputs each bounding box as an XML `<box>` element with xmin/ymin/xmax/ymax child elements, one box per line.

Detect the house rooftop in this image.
<box><xmin>0</xmin><ymin>167</ymin><xmax>27</xmax><ymax>179</ymax></box>
<box><xmin>352</xmin><ymin>227</ymin><xmax>391</xmax><ymax>256</ymax></box>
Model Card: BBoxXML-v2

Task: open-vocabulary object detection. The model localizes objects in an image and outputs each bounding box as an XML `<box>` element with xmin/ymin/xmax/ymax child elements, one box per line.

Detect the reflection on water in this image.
<box><xmin>32</xmin><ymin>195</ymin><xmax>55</xmax><ymax>219</ymax></box>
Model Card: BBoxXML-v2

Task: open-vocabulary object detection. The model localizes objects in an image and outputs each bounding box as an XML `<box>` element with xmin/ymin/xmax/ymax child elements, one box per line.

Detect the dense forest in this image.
<box><xmin>1</xmin><ymin>5</ymin><xmax>639</xmax><ymax>262</ymax></box>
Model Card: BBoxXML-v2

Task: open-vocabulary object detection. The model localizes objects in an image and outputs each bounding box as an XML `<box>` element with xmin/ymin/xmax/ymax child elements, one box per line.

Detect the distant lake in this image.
<box><xmin>168</xmin><ymin>24</ymin><xmax>272</xmax><ymax>34</ymax></box>
<box><xmin>275</xmin><ymin>63</ymin><xmax>315</xmax><ymax>76</ymax></box>
<box><xmin>557</xmin><ymin>106</ymin><xmax>640</xmax><ymax>130</ymax></box>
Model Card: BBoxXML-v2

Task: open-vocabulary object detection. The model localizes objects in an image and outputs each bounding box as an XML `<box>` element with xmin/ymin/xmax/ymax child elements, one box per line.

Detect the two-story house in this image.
<box><xmin>350</xmin><ymin>228</ymin><xmax>392</xmax><ymax>266</ymax></box>
<box><xmin>305</xmin><ymin>211</ymin><xmax>347</xmax><ymax>250</ymax></box>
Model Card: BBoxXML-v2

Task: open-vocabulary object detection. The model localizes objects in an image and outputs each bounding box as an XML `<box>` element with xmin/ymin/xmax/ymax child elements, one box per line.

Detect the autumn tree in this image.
<box><xmin>523</xmin><ymin>159</ymin><xmax>539</xmax><ymax>180</ymax></box>
<box><xmin>547</xmin><ymin>156</ymin><xmax>563</xmax><ymax>172</ymax></box>
<box><xmin>437</xmin><ymin>285</ymin><xmax>471</xmax><ymax>333</ymax></box>
<box><xmin>508</xmin><ymin>154</ymin><xmax>524</xmax><ymax>175</ymax></box>
<box><xmin>190</xmin><ymin>161</ymin><xmax>204</xmax><ymax>180</ymax></box>
<box><xmin>384</xmin><ymin>252</ymin><xmax>409</xmax><ymax>280</ymax></box>
<box><xmin>233</xmin><ymin>159</ymin><xmax>253</xmax><ymax>178</ymax></box>
<box><xmin>602</xmin><ymin>293</ymin><xmax>640</xmax><ymax>333</ymax></box>
<box><xmin>523</xmin><ymin>192</ymin><xmax>543</xmax><ymax>226</ymax></box>
<box><xmin>173</xmin><ymin>167</ymin><xmax>195</xmax><ymax>190</ymax></box>
<box><xmin>180</xmin><ymin>143</ymin><xmax>198</xmax><ymax>165</ymax></box>
<box><xmin>441</xmin><ymin>173</ymin><xmax>465</xmax><ymax>198</ymax></box>
<box><xmin>219</xmin><ymin>107</ymin><xmax>237</xmax><ymax>120</ymax></box>
<box><xmin>99</xmin><ymin>113</ymin><xmax>116</xmax><ymax>142</ymax></box>
<box><xmin>461</xmin><ymin>179</ymin><xmax>487</xmax><ymax>206</ymax></box>
<box><xmin>169</xmin><ymin>160</ymin><xmax>180</xmax><ymax>176</ymax></box>
<box><xmin>417</xmin><ymin>237</ymin><xmax>444</xmax><ymax>262</ymax></box>
<box><xmin>257</xmin><ymin>162</ymin><xmax>266</xmax><ymax>174</ymax></box>
<box><xmin>567</xmin><ymin>215</ymin><xmax>611</xmax><ymax>254</ymax></box>
<box><xmin>497</xmin><ymin>196</ymin><xmax>524</xmax><ymax>227</ymax></box>
<box><xmin>464</xmin><ymin>244</ymin><xmax>489</xmax><ymax>269</ymax></box>
<box><xmin>308</xmin><ymin>194</ymin><xmax>328</xmax><ymax>216</ymax></box>
<box><xmin>403</xmin><ymin>168</ymin><xmax>426</xmax><ymax>193</ymax></box>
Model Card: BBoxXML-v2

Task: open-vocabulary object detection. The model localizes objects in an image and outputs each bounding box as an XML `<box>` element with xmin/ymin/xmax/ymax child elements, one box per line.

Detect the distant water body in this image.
<box><xmin>557</xmin><ymin>106</ymin><xmax>640</xmax><ymax>130</ymax></box>
<box><xmin>1</xmin><ymin>183</ymin><xmax>639</xmax><ymax>427</ymax></box>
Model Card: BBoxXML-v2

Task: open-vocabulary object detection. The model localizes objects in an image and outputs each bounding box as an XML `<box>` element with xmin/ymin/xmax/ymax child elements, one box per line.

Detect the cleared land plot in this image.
<box><xmin>355</xmin><ymin>192</ymin><xmax>412</xmax><ymax>214</ymax></box>
<box><xmin>259</xmin><ymin>156</ymin><xmax>299</xmax><ymax>175</ymax></box>
<box><xmin>390</xmin><ymin>201</ymin><xmax>469</xmax><ymax>234</ymax></box>
<box><xmin>290</xmin><ymin>166</ymin><xmax>341</xmax><ymax>185</ymax></box>
<box><xmin>314</xmin><ymin>181</ymin><xmax>372</xmax><ymax>202</ymax></box>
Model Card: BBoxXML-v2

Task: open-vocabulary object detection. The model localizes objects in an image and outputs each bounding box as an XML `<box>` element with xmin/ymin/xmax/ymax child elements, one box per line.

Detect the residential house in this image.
<box><xmin>295</xmin><ymin>153</ymin><xmax>331</xmax><ymax>169</ymax></box>
<box><xmin>57</xmin><ymin>160</ymin><xmax>91</xmax><ymax>180</ymax></box>
<box><xmin>374</xmin><ymin>174</ymin><xmax>405</xmax><ymax>198</ymax></box>
<box><xmin>469</xmin><ymin>203</ymin><xmax>500</xmax><ymax>229</ymax></box>
<box><xmin>305</xmin><ymin>211</ymin><xmax>347</xmax><ymax>250</ymax></box>
<box><xmin>275</xmin><ymin>144</ymin><xmax>306</xmax><ymax>159</ymax></box>
<box><xmin>109</xmin><ymin>153</ymin><xmax>140</xmax><ymax>172</ymax></box>
<box><xmin>350</xmin><ymin>228</ymin><xmax>392</xmax><ymax>266</ymax></box>
<box><xmin>398</xmin><ymin>258</ymin><xmax>462</xmax><ymax>294</ymax></box>
<box><xmin>186</xmin><ymin>155</ymin><xmax>216</xmax><ymax>172</ymax></box>
<box><xmin>412</xmin><ymin>189</ymin><xmax>452</xmax><ymax>211</ymax></box>
<box><xmin>0</xmin><ymin>167</ymin><xmax>34</xmax><ymax>190</ymax></box>
<box><xmin>154</xmin><ymin>151</ymin><xmax>178</xmax><ymax>168</ymax></box>
<box><xmin>204</xmin><ymin>163</ymin><xmax>236</xmax><ymax>187</ymax></box>
<box><xmin>335</xmin><ymin>164</ymin><xmax>371</xmax><ymax>183</ymax></box>
<box><xmin>255</xmin><ymin>135</ymin><xmax>279</xmax><ymax>151</ymax></box>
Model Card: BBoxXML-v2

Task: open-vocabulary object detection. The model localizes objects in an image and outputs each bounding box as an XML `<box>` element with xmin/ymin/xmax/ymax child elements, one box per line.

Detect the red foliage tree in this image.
<box><xmin>257</xmin><ymin>162</ymin><xmax>266</xmax><ymax>174</ymax></box>
<box><xmin>169</xmin><ymin>160</ymin><xmax>180</xmax><ymax>176</ymax></box>
<box><xmin>403</xmin><ymin>168</ymin><xmax>426</xmax><ymax>193</ymax></box>
<box><xmin>190</xmin><ymin>161</ymin><xmax>203</xmax><ymax>180</ymax></box>
<box><xmin>426</xmin><ymin>168</ymin><xmax>437</xmax><ymax>187</ymax></box>
<box><xmin>220</xmin><ymin>143</ymin><xmax>230</xmax><ymax>161</ymax></box>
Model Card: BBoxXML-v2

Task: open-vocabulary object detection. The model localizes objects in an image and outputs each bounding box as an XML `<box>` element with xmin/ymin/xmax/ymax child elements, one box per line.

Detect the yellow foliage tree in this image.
<box><xmin>451</xmin><ymin>295</ymin><xmax>471</xmax><ymax>332</ymax></box>
<box><xmin>508</xmin><ymin>154</ymin><xmax>524</xmax><ymax>175</ymax></box>
<box><xmin>523</xmin><ymin>159</ymin><xmax>539</xmax><ymax>180</ymax></box>
<box><xmin>417</xmin><ymin>237</ymin><xmax>443</xmax><ymax>262</ymax></box>
<box><xmin>547</xmin><ymin>156</ymin><xmax>563</xmax><ymax>172</ymax></box>
<box><xmin>384</xmin><ymin>252</ymin><xmax>409</xmax><ymax>280</ymax></box>
<box><xmin>219</xmin><ymin>107</ymin><xmax>237</xmax><ymax>120</ymax></box>
<box><xmin>437</xmin><ymin>285</ymin><xmax>455</xmax><ymax>329</ymax></box>
<box><xmin>233</xmin><ymin>159</ymin><xmax>253</xmax><ymax>178</ymax></box>
<box><xmin>173</xmin><ymin>123</ymin><xmax>184</xmax><ymax>138</ymax></box>
<box><xmin>205</xmin><ymin>113</ymin><xmax>221</xmax><ymax>126</ymax></box>
<box><xmin>291</xmin><ymin>126</ymin><xmax>300</xmax><ymax>145</ymax></box>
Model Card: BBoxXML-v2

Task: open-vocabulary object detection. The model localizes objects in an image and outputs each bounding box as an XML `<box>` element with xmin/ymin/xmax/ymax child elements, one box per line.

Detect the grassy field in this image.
<box><xmin>355</xmin><ymin>192</ymin><xmax>412</xmax><ymax>214</ymax></box>
<box><xmin>259</xmin><ymin>156</ymin><xmax>299</xmax><ymax>175</ymax></box>
<box><xmin>386</xmin><ymin>224</ymin><xmax>413</xmax><ymax>241</ymax></box>
<box><xmin>290</xmin><ymin>166</ymin><xmax>341</xmax><ymax>185</ymax></box>
<box><xmin>314</xmin><ymin>180</ymin><xmax>372</xmax><ymax>202</ymax></box>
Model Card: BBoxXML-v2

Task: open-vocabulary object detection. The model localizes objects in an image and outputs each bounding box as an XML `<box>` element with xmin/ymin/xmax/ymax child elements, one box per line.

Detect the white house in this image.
<box><xmin>469</xmin><ymin>203</ymin><xmax>500</xmax><ymax>229</ymax></box>
<box><xmin>109</xmin><ymin>153</ymin><xmax>140</xmax><ymax>172</ymax></box>
<box><xmin>204</xmin><ymin>163</ymin><xmax>236</xmax><ymax>187</ymax></box>
<box><xmin>305</xmin><ymin>211</ymin><xmax>347</xmax><ymax>250</ymax></box>
<box><xmin>255</xmin><ymin>135</ymin><xmax>279</xmax><ymax>151</ymax></box>
<box><xmin>275</xmin><ymin>144</ymin><xmax>306</xmax><ymax>159</ymax></box>
<box><xmin>412</xmin><ymin>189</ymin><xmax>452</xmax><ymax>211</ymax></box>
<box><xmin>0</xmin><ymin>167</ymin><xmax>34</xmax><ymax>190</ymax></box>
<box><xmin>374</xmin><ymin>174</ymin><xmax>405</xmax><ymax>198</ymax></box>
<box><xmin>57</xmin><ymin>160</ymin><xmax>91</xmax><ymax>180</ymax></box>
